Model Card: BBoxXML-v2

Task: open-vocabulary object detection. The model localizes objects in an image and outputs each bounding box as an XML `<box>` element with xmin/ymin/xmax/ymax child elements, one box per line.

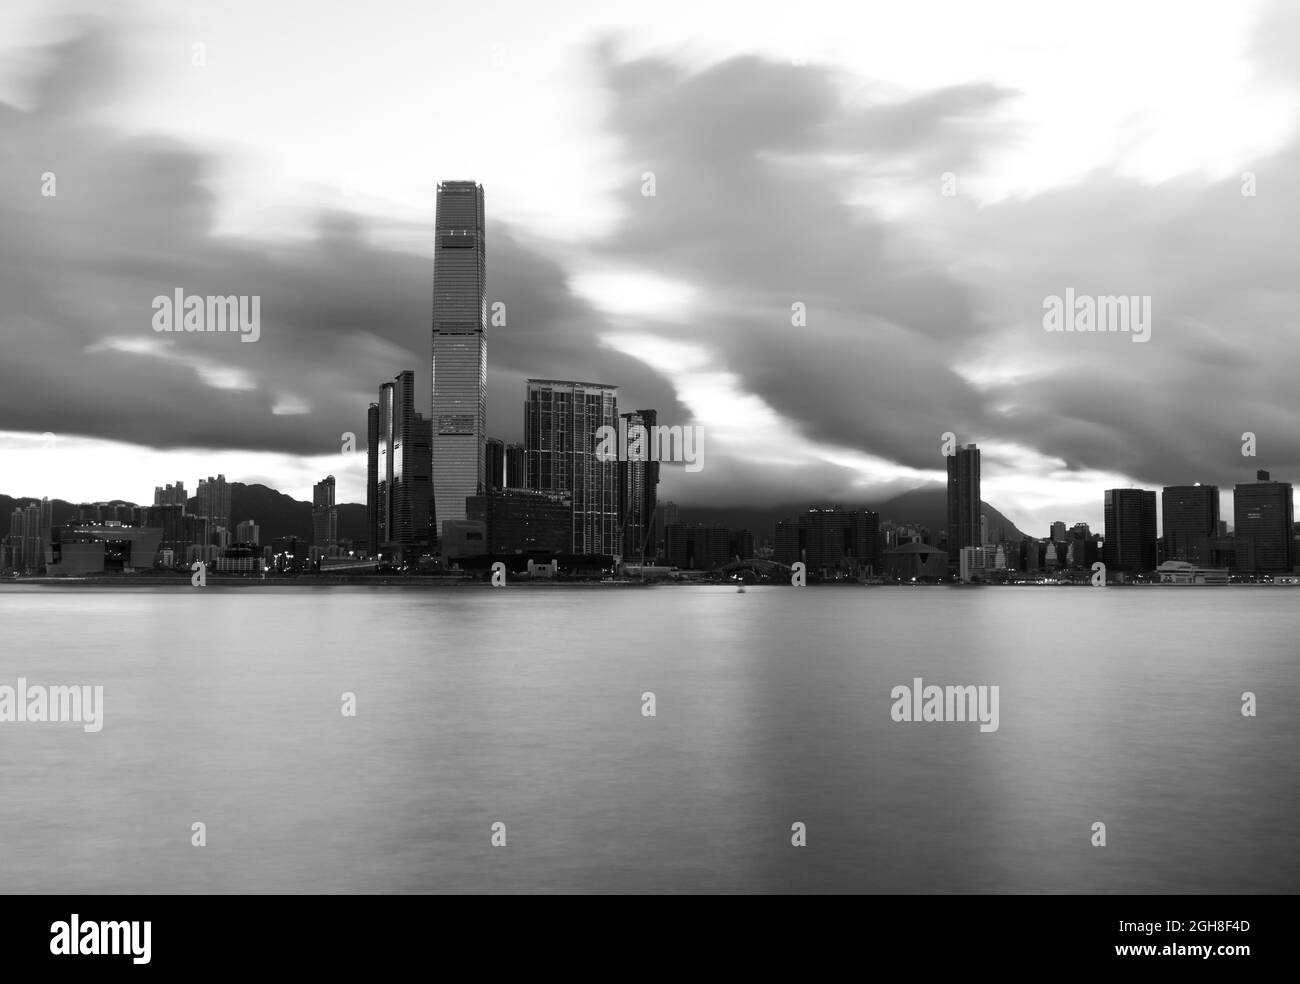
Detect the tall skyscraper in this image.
<box><xmin>486</xmin><ymin>437</ymin><xmax>506</xmax><ymax>490</ymax></box>
<box><xmin>1103</xmin><ymin>489</ymin><xmax>1158</xmax><ymax>572</ymax></box>
<box><xmin>410</xmin><ymin>413</ymin><xmax>434</xmax><ymax>549</ymax></box>
<box><xmin>366</xmin><ymin>403</ymin><xmax>380</xmax><ymax>556</ymax></box>
<box><xmin>22</xmin><ymin>501</ymin><xmax>43</xmax><ymax>571</ymax></box>
<box><xmin>504</xmin><ymin>442</ymin><xmax>525</xmax><ymax>489</ymax></box>
<box><xmin>194</xmin><ymin>475</ymin><xmax>231</xmax><ymax>549</ymax></box>
<box><xmin>148</xmin><ymin>485</ymin><xmax>186</xmax><ymax>559</ymax></box>
<box><xmin>196</xmin><ymin>475</ymin><xmax>231</xmax><ymax>529</ymax></box>
<box><xmin>618</xmin><ymin>409</ymin><xmax>660</xmax><ymax>561</ymax></box>
<box><xmin>1162</xmin><ymin>484</ymin><xmax>1219</xmax><ymax>564</ymax></box>
<box><xmin>378</xmin><ymin>371</ymin><xmax>414</xmax><ymax>549</ymax></box>
<box><xmin>371</xmin><ymin>371</ymin><xmax>434</xmax><ymax>560</ymax></box>
<box><xmin>6</xmin><ymin>507</ymin><xmax>22</xmax><ymax>569</ymax></box>
<box><xmin>430</xmin><ymin>180</ymin><xmax>487</xmax><ymax>529</ymax></box>
<box><xmin>946</xmin><ymin>443</ymin><xmax>981</xmax><ymax>562</ymax></box>
<box><xmin>1233</xmin><ymin>470</ymin><xmax>1294</xmax><ymax>573</ymax></box>
<box><xmin>312</xmin><ymin>475</ymin><xmax>338</xmax><ymax>549</ymax></box>
<box><xmin>525</xmin><ymin>379</ymin><xmax>620</xmax><ymax>555</ymax></box>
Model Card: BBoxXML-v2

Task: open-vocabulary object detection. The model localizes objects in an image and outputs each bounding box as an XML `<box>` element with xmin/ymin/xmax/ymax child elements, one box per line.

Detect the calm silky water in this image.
<box><xmin>1</xmin><ymin>585</ymin><xmax>1295</xmax><ymax>893</ymax></box>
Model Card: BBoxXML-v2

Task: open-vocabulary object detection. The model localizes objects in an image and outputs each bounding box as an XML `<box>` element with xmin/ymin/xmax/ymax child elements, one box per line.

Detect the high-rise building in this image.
<box><xmin>504</xmin><ymin>443</ymin><xmax>525</xmax><ymax>489</ymax></box>
<box><xmin>486</xmin><ymin>437</ymin><xmax>506</xmax><ymax>490</ymax></box>
<box><xmin>377</xmin><ymin>372</ymin><xmax>413</xmax><ymax>550</ymax></box>
<box><xmin>366</xmin><ymin>403</ymin><xmax>380</xmax><ymax>555</ymax></box>
<box><xmin>525</xmin><ymin>379</ymin><xmax>620</xmax><ymax>555</ymax></box>
<box><xmin>1233</xmin><ymin>470</ymin><xmax>1294</xmax><ymax>573</ymax></box>
<box><xmin>312</xmin><ymin>475</ymin><xmax>338</xmax><ymax>549</ymax></box>
<box><xmin>6</xmin><ymin>507</ymin><xmax>24</xmax><ymax>570</ymax></box>
<box><xmin>774</xmin><ymin>508</ymin><xmax>879</xmax><ymax>575</ymax></box>
<box><xmin>235</xmin><ymin>520</ymin><xmax>260</xmax><ymax>546</ymax></box>
<box><xmin>6</xmin><ymin>507</ymin><xmax>21</xmax><ymax>569</ymax></box>
<box><xmin>664</xmin><ymin>523</ymin><xmax>732</xmax><ymax>570</ymax></box>
<box><xmin>804</xmin><ymin>507</ymin><xmax>879</xmax><ymax>576</ymax></box>
<box><xmin>154</xmin><ymin>482</ymin><xmax>187</xmax><ymax>508</ymax></box>
<box><xmin>1021</xmin><ymin>538</ymin><xmax>1041</xmax><ymax>572</ymax></box>
<box><xmin>410</xmin><ymin>413</ymin><xmax>434</xmax><ymax>550</ymax></box>
<box><xmin>149</xmin><ymin>483</ymin><xmax>188</xmax><ymax>562</ymax></box>
<box><xmin>774</xmin><ymin>517</ymin><xmax>802</xmax><ymax>566</ymax></box>
<box><xmin>1162</xmin><ymin>484</ymin><xmax>1219</xmax><ymax>565</ymax></box>
<box><xmin>1103</xmin><ymin>489</ymin><xmax>1158</xmax><ymax>572</ymax></box>
<box><xmin>1063</xmin><ymin>523</ymin><xmax>1099</xmax><ymax>569</ymax></box>
<box><xmin>430</xmin><ymin>180</ymin><xmax>487</xmax><ymax>529</ymax></box>
<box><xmin>195</xmin><ymin>475</ymin><xmax>231</xmax><ymax>546</ymax></box>
<box><xmin>946</xmin><ymin>443</ymin><xmax>981</xmax><ymax>562</ymax></box>
<box><xmin>371</xmin><ymin>371</ymin><xmax>434</xmax><ymax>560</ymax></box>
<box><xmin>618</xmin><ymin>409</ymin><xmax>660</xmax><ymax>562</ymax></box>
<box><xmin>23</xmin><ymin>501</ymin><xmax>43</xmax><ymax>571</ymax></box>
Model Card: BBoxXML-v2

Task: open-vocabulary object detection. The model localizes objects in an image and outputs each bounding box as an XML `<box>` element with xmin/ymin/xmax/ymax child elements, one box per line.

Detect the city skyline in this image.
<box><xmin>3</xmin><ymin>2</ymin><xmax>1300</xmax><ymax>538</ymax></box>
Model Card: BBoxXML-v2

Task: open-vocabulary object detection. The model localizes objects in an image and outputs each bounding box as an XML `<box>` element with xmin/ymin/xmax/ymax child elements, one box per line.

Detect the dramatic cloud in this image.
<box><xmin>2</xmin><ymin>4</ymin><xmax>1297</xmax><ymax>533</ymax></box>
<box><xmin>0</xmin><ymin>21</ymin><xmax>681</xmax><ymax>464</ymax></box>
<box><xmin>578</xmin><ymin>22</ymin><xmax>1300</xmax><ymax>521</ymax></box>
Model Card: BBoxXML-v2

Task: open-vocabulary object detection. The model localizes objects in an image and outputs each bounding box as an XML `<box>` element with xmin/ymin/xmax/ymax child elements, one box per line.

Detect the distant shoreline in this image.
<box><xmin>1</xmin><ymin>577</ymin><xmax>1293</xmax><ymax>589</ymax></box>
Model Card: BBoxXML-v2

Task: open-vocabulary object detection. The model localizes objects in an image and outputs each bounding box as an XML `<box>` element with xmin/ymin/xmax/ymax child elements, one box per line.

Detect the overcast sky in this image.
<box><xmin>1</xmin><ymin>0</ymin><xmax>1298</xmax><ymax>534</ymax></box>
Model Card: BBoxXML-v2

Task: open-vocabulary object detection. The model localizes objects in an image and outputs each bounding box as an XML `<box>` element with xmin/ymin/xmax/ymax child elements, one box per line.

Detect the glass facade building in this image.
<box><xmin>525</xmin><ymin>379</ymin><xmax>620</xmax><ymax>556</ymax></box>
<box><xmin>430</xmin><ymin>180</ymin><xmax>487</xmax><ymax>529</ymax></box>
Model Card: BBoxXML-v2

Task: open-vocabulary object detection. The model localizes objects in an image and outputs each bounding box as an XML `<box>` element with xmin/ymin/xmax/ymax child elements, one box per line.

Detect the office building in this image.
<box><xmin>312</xmin><ymin>475</ymin><xmax>338</xmax><ymax>549</ymax></box>
<box><xmin>618</xmin><ymin>409</ymin><xmax>660</xmax><ymax>562</ymax></box>
<box><xmin>504</xmin><ymin>443</ymin><xmax>525</xmax><ymax>489</ymax></box>
<box><xmin>486</xmin><ymin>437</ymin><xmax>506</xmax><ymax>490</ymax></box>
<box><xmin>370</xmin><ymin>370</ymin><xmax>434</xmax><ymax>560</ymax></box>
<box><xmin>1162</xmin><ymin>484</ymin><xmax>1219</xmax><ymax>565</ymax></box>
<box><xmin>664</xmin><ymin>523</ymin><xmax>732</xmax><ymax>570</ymax></box>
<box><xmin>525</xmin><ymin>379</ymin><xmax>620</xmax><ymax>555</ymax></box>
<box><xmin>1103</xmin><ymin>488</ymin><xmax>1158</xmax><ymax>572</ymax></box>
<box><xmin>367</xmin><ymin>402</ymin><xmax>380</xmax><ymax>555</ymax></box>
<box><xmin>1233</xmin><ymin>470</ymin><xmax>1294</xmax><ymax>573</ymax></box>
<box><xmin>430</xmin><ymin>180</ymin><xmax>487</xmax><ymax>528</ymax></box>
<box><xmin>947</xmin><ymin>443</ymin><xmax>981</xmax><ymax>562</ymax></box>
